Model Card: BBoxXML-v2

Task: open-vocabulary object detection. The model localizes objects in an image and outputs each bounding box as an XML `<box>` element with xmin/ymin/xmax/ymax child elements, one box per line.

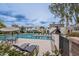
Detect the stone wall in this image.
<box><xmin>68</xmin><ymin>37</ymin><xmax>79</xmax><ymax>56</ymax></box>
<box><xmin>71</xmin><ymin>42</ymin><xmax>79</xmax><ymax>55</ymax></box>
<box><xmin>53</xmin><ymin>34</ymin><xmax>79</xmax><ymax>56</ymax></box>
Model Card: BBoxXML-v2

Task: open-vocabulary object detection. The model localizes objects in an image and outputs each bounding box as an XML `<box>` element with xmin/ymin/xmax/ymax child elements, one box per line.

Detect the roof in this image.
<box><xmin>0</xmin><ymin>27</ymin><xmax>19</xmax><ymax>32</ymax></box>
<box><xmin>49</xmin><ymin>24</ymin><xmax>64</xmax><ymax>27</ymax></box>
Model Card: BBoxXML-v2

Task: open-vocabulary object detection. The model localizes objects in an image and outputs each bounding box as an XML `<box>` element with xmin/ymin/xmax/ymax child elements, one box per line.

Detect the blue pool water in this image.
<box><xmin>17</xmin><ymin>34</ymin><xmax>50</xmax><ymax>40</ymax></box>
<box><xmin>0</xmin><ymin>34</ymin><xmax>50</xmax><ymax>40</ymax></box>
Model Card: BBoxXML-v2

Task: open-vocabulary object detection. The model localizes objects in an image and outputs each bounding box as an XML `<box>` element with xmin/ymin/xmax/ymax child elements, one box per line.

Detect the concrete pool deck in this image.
<box><xmin>15</xmin><ymin>38</ymin><xmax>54</xmax><ymax>56</ymax></box>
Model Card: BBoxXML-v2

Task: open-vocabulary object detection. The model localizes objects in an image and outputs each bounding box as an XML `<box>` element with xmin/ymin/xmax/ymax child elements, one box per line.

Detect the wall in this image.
<box><xmin>53</xmin><ymin>34</ymin><xmax>79</xmax><ymax>56</ymax></box>
<box><xmin>52</xmin><ymin>34</ymin><xmax>59</xmax><ymax>50</ymax></box>
<box><xmin>52</xmin><ymin>34</ymin><xmax>69</xmax><ymax>56</ymax></box>
<box><xmin>69</xmin><ymin>41</ymin><xmax>79</xmax><ymax>56</ymax></box>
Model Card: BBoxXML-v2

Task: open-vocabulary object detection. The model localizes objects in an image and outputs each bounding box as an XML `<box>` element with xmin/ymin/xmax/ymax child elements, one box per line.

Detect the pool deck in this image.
<box><xmin>15</xmin><ymin>38</ymin><xmax>54</xmax><ymax>56</ymax></box>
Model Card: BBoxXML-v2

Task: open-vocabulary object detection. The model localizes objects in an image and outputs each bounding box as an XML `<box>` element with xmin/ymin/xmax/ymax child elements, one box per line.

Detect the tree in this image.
<box><xmin>20</xmin><ymin>26</ymin><xmax>26</xmax><ymax>33</ymax></box>
<box><xmin>49</xmin><ymin>3</ymin><xmax>79</xmax><ymax>29</ymax></box>
<box><xmin>0</xmin><ymin>19</ymin><xmax>6</xmax><ymax>28</ymax></box>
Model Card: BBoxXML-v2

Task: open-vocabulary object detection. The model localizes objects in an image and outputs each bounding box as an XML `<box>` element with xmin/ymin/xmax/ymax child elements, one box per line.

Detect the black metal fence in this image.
<box><xmin>59</xmin><ymin>35</ymin><xmax>69</xmax><ymax>56</ymax></box>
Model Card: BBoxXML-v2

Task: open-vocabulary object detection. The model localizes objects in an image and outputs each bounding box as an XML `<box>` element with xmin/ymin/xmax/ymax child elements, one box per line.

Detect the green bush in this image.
<box><xmin>0</xmin><ymin>43</ymin><xmax>39</xmax><ymax>56</ymax></box>
<box><xmin>0</xmin><ymin>43</ymin><xmax>60</xmax><ymax>56</ymax></box>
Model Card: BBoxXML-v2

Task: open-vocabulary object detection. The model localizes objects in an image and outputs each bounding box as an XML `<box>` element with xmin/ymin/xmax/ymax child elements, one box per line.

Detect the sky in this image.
<box><xmin>0</xmin><ymin>3</ymin><xmax>60</xmax><ymax>27</ymax></box>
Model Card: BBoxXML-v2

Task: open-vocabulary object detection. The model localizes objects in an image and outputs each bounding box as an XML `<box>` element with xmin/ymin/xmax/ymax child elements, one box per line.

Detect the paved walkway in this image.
<box><xmin>15</xmin><ymin>38</ymin><xmax>54</xmax><ymax>56</ymax></box>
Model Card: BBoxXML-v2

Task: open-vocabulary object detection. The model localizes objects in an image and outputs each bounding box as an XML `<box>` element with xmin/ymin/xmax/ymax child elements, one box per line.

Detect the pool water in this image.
<box><xmin>17</xmin><ymin>34</ymin><xmax>50</xmax><ymax>40</ymax></box>
<box><xmin>0</xmin><ymin>34</ymin><xmax>50</xmax><ymax>40</ymax></box>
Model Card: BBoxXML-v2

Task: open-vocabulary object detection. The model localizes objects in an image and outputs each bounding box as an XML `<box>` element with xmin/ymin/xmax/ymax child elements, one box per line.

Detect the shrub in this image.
<box><xmin>68</xmin><ymin>32</ymin><xmax>79</xmax><ymax>37</ymax></box>
<box><xmin>0</xmin><ymin>43</ymin><xmax>60</xmax><ymax>56</ymax></box>
<box><xmin>43</xmin><ymin>45</ymin><xmax>61</xmax><ymax>56</ymax></box>
<box><xmin>0</xmin><ymin>43</ymin><xmax>39</xmax><ymax>56</ymax></box>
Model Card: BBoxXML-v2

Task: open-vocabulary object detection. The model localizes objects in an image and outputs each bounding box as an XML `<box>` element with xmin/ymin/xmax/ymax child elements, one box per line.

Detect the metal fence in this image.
<box><xmin>59</xmin><ymin>35</ymin><xmax>69</xmax><ymax>56</ymax></box>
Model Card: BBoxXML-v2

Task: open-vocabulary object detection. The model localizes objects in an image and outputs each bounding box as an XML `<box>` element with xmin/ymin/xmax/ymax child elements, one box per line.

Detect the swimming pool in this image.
<box><xmin>0</xmin><ymin>34</ymin><xmax>50</xmax><ymax>40</ymax></box>
<box><xmin>17</xmin><ymin>34</ymin><xmax>50</xmax><ymax>40</ymax></box>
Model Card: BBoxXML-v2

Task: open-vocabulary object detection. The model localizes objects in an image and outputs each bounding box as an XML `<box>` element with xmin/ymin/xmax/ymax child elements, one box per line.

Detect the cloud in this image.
<box><xmin>0</xmin><ymin>11</ymin><xmax>13</xmax><ymax>17</ymax></box>
<box><xmin>0</xmin><ymin>11</ymin><xmax>29</xmax><ymax>22</ymax></box>
<box><xmin>31</xmin><ymin>19</ymin><xmax>37</xmax><ymax>22</ymax></box>
<box><xmin>0</xmin><ymin>11</ymin><xmax>32</xmax><ymax>26</ymax></box>
<box><xmin>14</xmin><ymin>15</ymin><xmax>28</xmax><ymax>21</ymax></box>
<box><xmin>0</xmin><ymin>10</ymin><xmax>53</xmax><ymax>27</ymax></box>
<box><xmin>40</xmin><ymin>21</ymin><xmax>48</xmax><ymax>24</ymax></box>
<box><xmin>0</xmin><ymin>15</ymin><xmax>17</xmax><ymax>22</ymax></box>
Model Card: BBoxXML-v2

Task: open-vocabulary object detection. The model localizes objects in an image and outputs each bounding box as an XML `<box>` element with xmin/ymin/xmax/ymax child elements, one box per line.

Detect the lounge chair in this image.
<box><xmin>13</xmin><ymin>43</ymin><xmax>30</xmax><ymax>51</ymax></box>
<box><xmin>23</xmin><ymin>45</ymin><xmax>38</xmax><ymax>53</ymax></box>
<box><xmin>14</xmin><ymin>44</ymin><xmax>39</xmax><ymax>53</ymax></box>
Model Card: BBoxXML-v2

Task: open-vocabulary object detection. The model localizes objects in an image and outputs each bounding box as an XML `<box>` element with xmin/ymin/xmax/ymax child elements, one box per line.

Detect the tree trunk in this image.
<box><xmin>65</xmin><ymin>19</ymin><xmax>69</xmax><ymax>34</ymax></box>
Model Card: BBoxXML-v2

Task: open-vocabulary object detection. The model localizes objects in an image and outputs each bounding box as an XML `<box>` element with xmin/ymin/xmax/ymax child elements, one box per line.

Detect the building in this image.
<box><xmin>49</xmin><ymin>23</ymin><xmax>64</xmax><ymax>28</ymax></box>
<box><xmin>48</xmin><ymin>23</ymin><xmax>65</xmax><ymax>34</ymax></box>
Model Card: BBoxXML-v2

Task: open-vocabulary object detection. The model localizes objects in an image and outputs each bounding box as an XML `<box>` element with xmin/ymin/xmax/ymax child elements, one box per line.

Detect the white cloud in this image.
<box><xmin>0</xmin><ymin>3</ymin><xmax>58</xmax><ymax>27</ymax></box>
<box><xmin>0</xmin><ymin>15</ymin><xmax>17</xmax><ymax>22</ymax></box>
